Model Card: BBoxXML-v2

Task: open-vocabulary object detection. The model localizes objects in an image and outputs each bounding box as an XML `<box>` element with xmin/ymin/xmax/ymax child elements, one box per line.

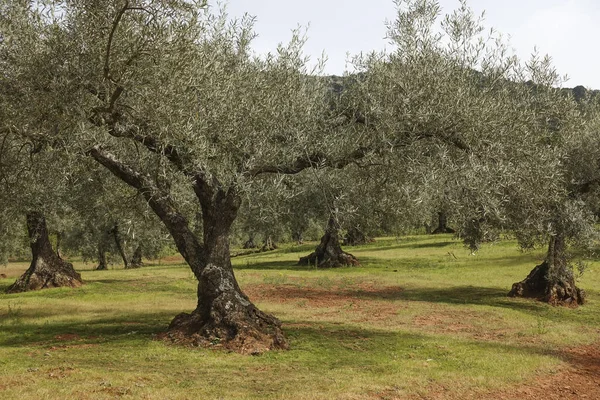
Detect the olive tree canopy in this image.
<box><xmin>3</xmin><ymin>0</ymin><xmax>594</xmax><ymax>352</ymax></box>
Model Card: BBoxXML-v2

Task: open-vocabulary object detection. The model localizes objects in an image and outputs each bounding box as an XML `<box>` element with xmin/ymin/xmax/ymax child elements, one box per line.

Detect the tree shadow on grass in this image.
<box><xmin>284</xmin><ymin>321</ymin><xmax>564</xmax><ymax>364</ymax></box>
<box><xmin>356</xmin><ymin>239</ymin><xmax>459</xmax><ymax>253</ymax></box>
<box><xmin>397</xmin><ymin>240</ymin><xmax>457</xmax><ymax>249</ymax></box>
<box><xmin>233</xmin><ymin>259</ymin><xmax>310</xmax><ymax>271</ymax></box>
<box><xmin>352</xmin><ymin>285</ymin><xmax>600</xmax><ymax>325</ymax></box>
<box><xmin>0</xmin><ymin>309</ymin><xmax>177</xmax><ymax>348</ymax></box>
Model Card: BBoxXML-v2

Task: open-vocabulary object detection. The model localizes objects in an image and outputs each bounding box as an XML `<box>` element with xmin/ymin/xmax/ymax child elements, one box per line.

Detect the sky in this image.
<box><xmin>224</xmin><ymin>0</ymin><xmax>600</xmax><ymax>89</ymax></box>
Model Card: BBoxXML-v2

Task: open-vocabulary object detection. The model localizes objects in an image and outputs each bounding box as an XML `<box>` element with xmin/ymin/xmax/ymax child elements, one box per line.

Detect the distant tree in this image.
<box><xmin>61</xmin><ymin>166</ymin><xmax>171</xmax><ymax>270</ymax></box>
<box><xmin>0</xmin><ymin>128</ymin><xmax>83</xmax><ymax>292</ymax></box>
<box><xmin>0</xmin><ymin>28</ymin><xmax>83</xmax><ymax>291</ymax></box>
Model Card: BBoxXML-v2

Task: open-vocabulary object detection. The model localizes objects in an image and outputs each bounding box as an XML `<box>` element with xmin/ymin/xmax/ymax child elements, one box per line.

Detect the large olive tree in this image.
<box><xmin>3</xmin><ymin>0</ymin><xmax>376</xmax><ymax>352</ymax></box>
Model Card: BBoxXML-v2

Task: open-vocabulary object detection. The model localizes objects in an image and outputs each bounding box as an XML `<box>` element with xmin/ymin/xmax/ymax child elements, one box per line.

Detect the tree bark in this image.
<box><xmin>432</xmin><ymin>212</ymin><xmax>455</xmax><ymax>234</ymax></box>
<box><xmin>111</xmin><ymin>222</ymin><xmax>129</xmax><ymax>268</ymax></box>
<box><xmin>343</xmin><ymin>227</ymin><xmax>372</xmax><ymax>246</ymax></box>
<box><xmin>89</xmin><ymin>147</ymin><xmax>287</xmax><ymax>353</ymax></box>
<box><xmin>128</xmin><ymin>245</ymin><xmax>143</xmax><ymax>268</ymax></box>
<box><xmin>508</xmin><ymin>234</ymin><xmax>585</xmax><ymax>305</ymax></box>
<box><xmin>298</xmin><ymin>217</ymin><xmax>359</xmax><ymax>268</ymax></box>
<box><xmin>261</xmin><ymin>236</ymin><xmax>278</xmax><ymax>252</ymax></box>
<box><xmin>96</xmin><ymin>240</ymin><xmax>108</xmax><ymax>271</ymax></box>
<box><xmin>6</xmin><ymin>212</ymin><xmax>83</xmax><ymax>293</ymax></box>
<box><xmin>243</xmin><ymin>235</ymin><xmax>257</xmax><ymax>249</ymax></box>
<box><xmin>167</xmin><ymin>184</ymin><xmax>288</xmax><ymax>353</ymax></box>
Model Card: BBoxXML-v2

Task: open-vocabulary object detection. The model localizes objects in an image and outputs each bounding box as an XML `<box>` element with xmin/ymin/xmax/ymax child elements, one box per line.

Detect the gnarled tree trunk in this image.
<box><xmin>432</xmin><ymin>212</ymin><xmax>455</xmax><ymax>234</ymax></box>
<box><xmin>166</xmin><ymin>185</ymin><xmax>288</xmax><ymax>353</ymax></box>
<box><xmin>96</xmin><ymin>241</ymin><xmax>108</xmax><ymax>271</ymax></box>
<box><xmin>90</xmin><ymin>148</ymin><xmax>288</xmax><ymax>354</ymax></box>
<box><xmin>509</xmin><ymin>234</ymin><xmax>585</xmax><ymax>305</ymax></box>
<box><xmin>6</xmin><ymin>212</ymin><xmax>83</xmax><ymax>293</ymax></box>
<box><xmin>127</xmin><ymin>245</ymin><xmax>143</xmax><ymax>269</ymax></box>
<box><xmin>298</xmin><ymin>217</ymin><xmax>359</xmax><ymax>268</ymax></box>
<box><xmin>111</xmin><ymin>222</ymin><xmax>129</xmax><ymax>269</ymax></box>
<box><xmin>343</xmin><ymin>226</ymin><xmax>372</xmax><ymax>246</ymax></box>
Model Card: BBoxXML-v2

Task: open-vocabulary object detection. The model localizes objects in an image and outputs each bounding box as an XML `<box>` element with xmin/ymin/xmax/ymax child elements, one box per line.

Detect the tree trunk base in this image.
<box><xmin>508</xmin><ymin>261</ymin><xmax>585</xmax><ymax>306</ymax></box>
<box><xmin>7</xmin><ymin>257</ymin><xmax>83</xmax><ymax>293</ymax></box>
<box><xmin>95</xmin><ymin>263</ymin><xmax>108</xmax><ymax>271</ymax></box>
<box><xmin>261</xmin><ymin>236</ymin><xmax>278</xmax><ymax>252</ymax></box>
<box><xmin>127</xmin><ymin>246</ymin><xmax>143</xmax><ymax>269</ymax></box>
<box><xmin>432</xmin><ymin>226</ymin><xmax>456</xmax><ymax>234</ymax></box>
<box><xmin>432</xmin><ymin>212</ymin><xmax>455</xmax><ymax>234</ymax></box>
<box><xmin>161</xmin><ymin>298</ymin><xmax>288</xmax><ymax>355</ymax></box>
<box><xmin>243</xmin><ymin>237</ymin><xmax>257</xmax><ymax>249</ymax></box>
<box><xmin>299</xmin><ymin>227</ymin><xmax>359</xmax><ymax>268</ymax></box>
<box><xmin>343</xmin><ymin>227</ymin><xmax>373</xmax><ymax>246</ymax></box>
<box><xmin>298</xmin><ymin>250</ymin><xmax>359</xmax><ymax>268</ymax></box>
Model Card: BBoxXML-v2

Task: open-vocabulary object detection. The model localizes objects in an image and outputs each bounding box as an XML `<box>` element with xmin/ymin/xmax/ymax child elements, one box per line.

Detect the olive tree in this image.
<box><xmin>345</xmin><ymin>0</ymin><xmax>597</xmax><ymax>305</ymax></box>
<box><xmin>3</xmin><ymin>0</ymin><xmax>376</xmax><ymax>352</ymax></box>
<box><xmin>0</xmin><ymin>11</ymin><xmax>83</xmax><ymax>291</ymax></box>
<box><xmin>504</xmin><ymin>90</ymin><xmax>600</xmax><ymax>305</ymax></box>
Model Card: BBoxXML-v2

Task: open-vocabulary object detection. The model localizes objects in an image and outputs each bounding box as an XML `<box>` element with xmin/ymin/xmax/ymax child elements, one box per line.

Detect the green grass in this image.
<box><xmin>0</xmin><ymin>234</ymin><xmax>598</xmax><ymax>399</ymax></box>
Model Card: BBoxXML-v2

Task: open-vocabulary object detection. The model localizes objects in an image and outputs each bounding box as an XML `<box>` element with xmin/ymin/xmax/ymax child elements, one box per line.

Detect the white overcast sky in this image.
<box><xmin>224</xmin><ymin>0</ymin><xmax>599</xmax><ymax>89</ymax></box>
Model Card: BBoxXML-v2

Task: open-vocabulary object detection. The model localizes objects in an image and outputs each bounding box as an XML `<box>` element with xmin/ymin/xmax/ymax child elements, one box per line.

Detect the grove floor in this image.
<box><xmin>0</xmin><ymin>235</ymin><xmax>598</xmax><ymax>399</ymax></box>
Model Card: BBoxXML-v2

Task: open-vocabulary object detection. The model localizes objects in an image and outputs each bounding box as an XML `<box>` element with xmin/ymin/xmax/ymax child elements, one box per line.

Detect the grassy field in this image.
<box><xmin>0</xmin><ymin>234</ymin><xmax>598</xmax><ymax>399</ymax></box>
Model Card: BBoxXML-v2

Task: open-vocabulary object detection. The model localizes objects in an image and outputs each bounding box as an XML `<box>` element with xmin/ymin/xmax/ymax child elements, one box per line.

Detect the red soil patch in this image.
<box><xmin>244</xmin><ymin>283</ymin><xmax>403</xmax><ymax>323</ymax></box>
<box><xmin>244</xmin><ymin>282</ymin><xmax>404</xmax><ymax>308</ymax></box>
<box><xmin>54</xmin><ymin>333</ymin><xmax>81</xmax><ymax>341</ymax></box>
<box><xmin>159</xmin><ymin>255</ymin><xmax>185</xmax><ymax>263</ymax></box>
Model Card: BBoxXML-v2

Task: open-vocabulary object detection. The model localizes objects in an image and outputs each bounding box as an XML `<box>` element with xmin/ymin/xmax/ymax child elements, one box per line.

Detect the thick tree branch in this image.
<box><xmin>107</xmin><ymin>121</ymin><xmax>188</xmax><ymax>171</ymax></box>
<box><xmin>88</xmin><ymin>108</ymin><xmax>218</xmax><ymax>212</ymax></box>
<box><xmin>87</xmin><ymin>147</ymin><xmax>205</xmax><ymax>276</ymax></box>
<box><xmin>246</xmin><ymin>146</ymin><xmax>370</xmax><ymax>177</ymax></box>
<box><xmin>246</xmin><ymin>122</ymin><xmax>471</xmax><ymax>178</ymax></box>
